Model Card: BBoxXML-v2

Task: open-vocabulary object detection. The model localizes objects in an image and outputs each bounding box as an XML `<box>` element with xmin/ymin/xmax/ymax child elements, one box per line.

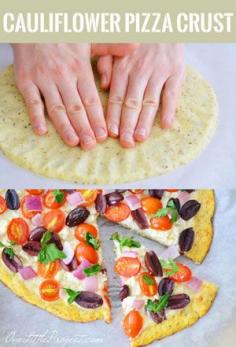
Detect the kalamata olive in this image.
<box><xmin>119</xmin><ymin>285</ymin><xmax>129</xmax><ymax>301</ymax></box>
<box><xmin>179</xmin><ymin>228</ymin><xmax>195</xmax><ymax>253</ymax></box>
<box><xmin>50</xmin><ymin>233</ymin><xmax>63</xmax><ymax>250</ymax></box>
<box><xmin>64</xmin><ymin>189</ymin><xmax>75</xmax><ymax>194</ymax></box>
<box><xmin>5</xmin><ymin>189</ymin><xmax>20</xmax><ymax>210</ymax></box>
<box><xmin>179</xmin><ymin>200</ymin><xmax>201</xmax><ymax>220</ymax></box>
<box><xmin>167</xmin><ymin>294</ymin><xmax>190</xmax><ymax>309</ymax></box>
<box><xmin>182</xmin><ymin>189</ymin><xmax>195</xmax><ymax>193</ymax></box>
<box><xmin>131</xmin><ymin>208</ymin><xmax>149</xmax><ymax>229</ymax></box>
<box><xmin>66</xmin><ymin>207</ymin><xmax>90</xmax><ymax>227</ymax></box>
<box><xmin>144</xmin><ymin>251</ymin><xmax>163</xmax><ymax>277</ymax></box>
<box><xmin>149</xmin><ymin>308</ymin><xmax>166</xmax><ymax>324</ymax></box>
<box><xmin>115</xmin><ymin>189</ymin><xmax>127</xmax><ymax>193</ymax></box>
<box><xmin>158</xmin><ymin>277</ymin><xmax>174</xmax><ymax>296</ymax></box>
<box><xmin>2</xmin><ymin>248</ymin><xmax>22</xmax><ymax>272</ymax></box>
<box><xmin>167</xmin><ymin>198</ymin><xmax>180</xmax><ymax>212</ymax></box>
<box><xmin>148</xmin><ymin>190</ymin><xmax>164</xmax><ymax>199</ymax></box>
<box><xmin>105</xmin><ymin>192</ymin><xmax>124</xmax><ymax>206</ymax></box>
<box><xmin>60</xmin><ymin>256</ymin><xmax>78</xmax><ymax>272</ymax></box>
<box><xmin>29</xmin><ymin>227</ymin><xmax>47</xmax><ymax>242</ymax></box>
<box><xmin>75</xmin><ymin>291</ymin><xmax>103</xmax><ymax>308</ymax></box>
<box><xmin>95</xmin><ymin>193</ymin><xmax>107</xmax><ymax>214</ymax></box>
<box><xmin>22</xmin><ymin>241</ymin><xmax>41</xmax><ymax>256</ymax></box>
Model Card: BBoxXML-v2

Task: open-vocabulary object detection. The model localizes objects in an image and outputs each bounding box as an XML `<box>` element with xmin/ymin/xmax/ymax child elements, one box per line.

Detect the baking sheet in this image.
<box><xmin>0</xmin><ymin>189</ymin><xmax>236</xmax><ymax>347</ymax></box>
<box><xmin>0</xmin><ymin>44</ymin><xmax>236</xmax><ymax>188</ymax></box>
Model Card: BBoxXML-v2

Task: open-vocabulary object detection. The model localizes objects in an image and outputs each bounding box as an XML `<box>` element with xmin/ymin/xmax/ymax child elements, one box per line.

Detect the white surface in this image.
<box><xmin>0</xmin><ymin>190</ymin><xmax>236</xmax><ymax>347</ymax></box>
<box><xmin>0</xmin><ymin>44</ymin><xmax>236</xmax><ymax>188</ymax></box>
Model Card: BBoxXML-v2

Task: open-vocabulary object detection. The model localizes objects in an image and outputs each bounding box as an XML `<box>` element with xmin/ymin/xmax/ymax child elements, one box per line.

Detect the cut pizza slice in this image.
<box><xmin>112</xmin><ymin>232</ymin><xmax>218</xmax><ymax>347</ymax></box>
<box><xmin>0</xmin><ymin>189</ymin><xmax>111</xmax><ymax>323</ymax></box>
<box><xmin>101</xmin><ymin>189</ymin><xmax>215</xmax><ymax>263</ymax></box>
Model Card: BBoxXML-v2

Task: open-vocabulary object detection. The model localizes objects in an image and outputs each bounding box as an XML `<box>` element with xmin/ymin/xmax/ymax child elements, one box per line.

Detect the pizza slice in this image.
<box><xmin>0</xmin><ymin>189</ymin><xmax>111</xmax><ymax>323</ymax></box>
<box><xmin>112</xmin><ymin>232</ymin><xmax>217</xmax><ymax>347</ymax></box>
<box><xmin>99</xmin><ymin>189</ymin><xmax>215</xmax><ymax>263</ymax></box>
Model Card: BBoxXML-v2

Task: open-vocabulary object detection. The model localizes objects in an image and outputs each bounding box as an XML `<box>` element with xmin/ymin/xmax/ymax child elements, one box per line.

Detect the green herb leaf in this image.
<box><xmin>53</xmin><ymin>189</ymin><xmax>64</xmax><ymax>203</ymax></box>
<box><xmin>155</xmin><ymin>201</ymin><xmax>178</xmax><ymax>223</ymax></box>
<box><xmin>0</xmin><ymin>241</ymin><xmax>5</xmax><ymax>247</ymax></box>
<box><xmin>4</xmin><ymin>247</ymin><xmax>15</xmax><ymax>260</ymax></box>
<box><xmin>110</xmin><ymin>232</ymin><xmax>141</xmax><ymax>249</ymax></box>
<box><xmin>38</xmin><ymin>243</ymin><xmax>66</xmax><ymax>264</ymax></box>
<box><xmin>40</xmin><ymin>231</ymin><xmax>52</xmax><ymax>247</ymax></box>
<box><xmin>142</xmin><ymin>274</ymin><xmax>155</xmax><ymax>285</ymax></box>
<box><xmin>155</xmin><ymin>208</ymin><xmax>169</xmax><ymax>217</ymax></box>
<box><xmin>86</xmin><ymin>232</ymin><xmax>100</xmax><ymax>250</ymax></box>
<box><xmin>110</xmin><ymin>232</ymin><xmax>120</xmax><ymax>241</ymax></box>
<box><xmin>145</xmin><ymin>294</ymin><xmax>170</xmax><ymax>313</ymax></box>
<box><xmin>83</xmin><ymin>264</ymin><xmax>102</xmax><ymax>277</ymax></box>
<box><xmin>64</xmin><ymin>288</ymin><xmax>81</xmax><ymax>304</ymax></box>
<box><xmin>167</xmin><ymin>200</ymin><xmax>175</xmax><ymax>209</ymax></box>
<box><xmin>160</xmin><ymin>259</ymin><xmax>179</xmax><ymax>276</ymax></box>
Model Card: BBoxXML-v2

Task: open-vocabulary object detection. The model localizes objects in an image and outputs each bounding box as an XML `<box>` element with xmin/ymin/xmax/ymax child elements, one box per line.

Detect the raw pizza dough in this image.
<box><xmin>0</xmin><ymin>65</ymin><xmax>217</xmax><ymax>184</ymax></box>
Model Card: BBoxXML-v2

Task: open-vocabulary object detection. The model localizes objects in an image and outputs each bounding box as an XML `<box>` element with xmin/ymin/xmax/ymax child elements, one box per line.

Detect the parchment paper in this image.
<box><xmin>0</xmin><ymin>190</ymin><xmax>236</xmax><ymax>347</ymax></box>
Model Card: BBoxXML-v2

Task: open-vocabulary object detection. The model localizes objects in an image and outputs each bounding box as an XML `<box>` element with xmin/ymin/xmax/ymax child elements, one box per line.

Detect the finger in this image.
<box><xmin>40</xmin><ymin>83</ymin><xmax>79</xmax><ymax>147</ymax></box>
<box><xmin>92</xmin><ymin>43</ymin><xmax>139</xmax><ymax>57</ymax></box>
<box><xmin>119</xmin><ymin>75</ymin><xmax>148</xmax><ymax>148</ymax></box>
<box><xmin>18</xmin><ymin>81</ymin><xmax>47</xmax><ymax>135</ymax></box>
<box><xmin>77</xmin><ymin>67</ymin><xmax>108</xmax><ymax>143</ymax></box>
<box><xmin>97</xmin><ymin>55</ymin><xmax>113</xmax><ymax>90</ymax></box>
<box><xmin>134</xmin><ymin>76</ymin><xmax>165</xmax><ymax>142</ymax></box>
<box><xmin>160</xmin><ymin>74</ymin><xmax>184</xmax><ymax>129</ymax></box>
<box><xmin>58</xmin><ymin>79</ymin><xmax>97</xmax><ymax>150</ymax></box>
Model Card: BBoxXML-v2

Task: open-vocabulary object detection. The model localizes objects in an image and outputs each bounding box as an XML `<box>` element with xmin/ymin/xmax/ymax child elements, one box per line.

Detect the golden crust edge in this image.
<box><xmin>131</xmin><ymin>281</ymin><xmax>218</xmax><ymax>347</ymax></box>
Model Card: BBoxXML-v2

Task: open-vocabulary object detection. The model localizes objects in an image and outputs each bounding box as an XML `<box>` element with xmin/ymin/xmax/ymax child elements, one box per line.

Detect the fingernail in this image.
<box><xmin>109</xmin><ymin>125</ymin><xmax>119</xmax><ymax>136</ymax></box>
<box><xmin>83</xmin><ymin>135</ymin><xmax>96</xmax><ymax>145</ymax></box>
<box><xmin>135</xmin><ymin>128</ymin><xmax>146</xmax><ymax>139</ymax></box>
<box><xmin>101</xmin><ymin>74</ymin><xmax>107</xmax><ymax>87</ymax></box>
<box><xmin>122</xmin><ymin>132</ymin><xmax>134</xmax><ymax>144</ymax></box>
<box><xmin>95</xmin><ymin>128</ymin><xmax>107</xmax><ymax>139</ymax></box>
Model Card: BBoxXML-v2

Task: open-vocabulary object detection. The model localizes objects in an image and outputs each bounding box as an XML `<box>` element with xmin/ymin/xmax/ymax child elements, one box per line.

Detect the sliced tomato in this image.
<box><xmin>166</xmin><ymin>189</ymin><xmax>179</xmax><ymax>192</ymax></box>
<box><xmin>129</xmin><ymin>189</ymin><xmax>144</xmax><ymax>194</ymax></box>
<box><xmin>141</xmin><ymin>197</ymin><xmax>163</xmax><ymax>214</ymax></box>
<box><xmin>79</xmin><ymin>190</ymin><xmax>98</xmax><ymax>207</ymax></box>
<box><xmin>138</xmin><ymin>272</ymin><xmax>158</xmax><ymax>297</ymax></box>
<box><xmin>43</xmin><ymin>190</ymin><xmax>66</xmax><ymax>209</ymax></box>
<box><xmin>150</xmin><ymin>216</ymin><xmax>172</xmax><ymax>231</ymax></box>
<box><xmin>169</xmin><ymin>262</ymin><xmax>192</xmax><ymax>283</ymax></box>
<box><xmin>37</xmin><ymin>260</ymin><xmax>60</xmax><ymax>279</ymax></box>
<box><xmin>26</xmin><ymin>189</ymin><xmax>44</xmax><ymax>195</ymax></box>
<box><xmin>75</xmin><ymin>242</ymin><xmax>98</xmax><ymax>264</ymax></box>
<box><xmin>20</xmin><ymin>196</ymin><xmax>40</xmax><ymax>219</ymax></box>
<box><xmin>39</xmin><ymin>279</ymin><xmax>60</xmax><ymax>301</ymax></box>
<box><xmin>75</xmin><ymin>223</ymin><xmax>98</xmax><ymax>242</ymax></box>
<box><xmin>115</xmin><ymin>256</ymin><xmax>141</xmax><ymax>277</ymax></box>
<box><xmin>7</xmin><ymin>218</ymin><xmax>29</xmax><ymax>245</ymax></box>
<box><xmin>105</xmin><ymin>203</ymin><xmax>130</xmax><ymax>222</ymax></box>
<box><xmin>43</xmin><ymin>210</ymin><xmax>65</xmax><ymax>233</ymax></box>
<box><xmin>123</xmin><ymin>310</ymin><xmax>143</xmax><ymax>338</ymax></box>
<box><xmin>0</xmin><ymin>196</ymin><xmax>7</xmax><ymax>215</ymax></box>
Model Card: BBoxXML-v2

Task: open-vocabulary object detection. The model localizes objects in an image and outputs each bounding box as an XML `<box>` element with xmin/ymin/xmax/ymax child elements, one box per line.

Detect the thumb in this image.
<box><xmin>92</xmin><ymin>43</ymin><xmax>139</xmax><ymax>57</ymax></box>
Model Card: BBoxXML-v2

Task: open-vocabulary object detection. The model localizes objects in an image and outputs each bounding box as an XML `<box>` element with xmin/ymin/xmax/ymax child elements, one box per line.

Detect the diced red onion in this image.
<box><xmin>31</xmin><ymin>213</ymin><xmax>42</xmax><ymax>226</ymax></box>
<box><xmin>160</xmin><ymin>245</ymin><xmax>180</xmax><ymax>260</ymax></box>
<box><xmin>73</xmin><ymin>259</ymin><xmax>91</xmax><ymax>280</ymax></box>
<box><xmin>19</xmin><ymin>266</ymin><xmax>37</xmax><ymax>280</ymax></box>
<box><xmin>66</xmin><ymin>191</ymin><xmax>85</xmax><ymax>207</ymax></box>
<box><xmin>25</xmin><ymin>195</ymin><xmax>42</xmax><ymax>212</ymax></box>
<box><xmin>124</xmin><ymin>194</ymin><xmax>141</xmax><ymax>211</ymax></box>
<box><xmin>186</xmin><ymin>276</ymin><xmax>203</xmax><ymax>293</ymax></box>
<box><xmin>62</xmin><ymin>241</ymin><xmax>75</xmax><ymax>265</ymax></box>
<box><xmin>120</xmin><ymin>276</ymin><xmax>128</xmax><ymax>286</ymax></box>
<box><xmin>121</xmin><ymin>251</ymin><xmax>138</xmax><ymax>258</ymax></box>
<box><xmin>178</xmin><ymin>191</ymin><xmax>191</xmax><ymax>206</ymax></box>
<box><xmin>84</xmin><ymin>275</ymin><xmax>99</xmax><ymax>292</ymax></box>
<box><xmin>132</xmin><ymin>299</ymin><xmax>145</xmax><ymax>309</ymax></box>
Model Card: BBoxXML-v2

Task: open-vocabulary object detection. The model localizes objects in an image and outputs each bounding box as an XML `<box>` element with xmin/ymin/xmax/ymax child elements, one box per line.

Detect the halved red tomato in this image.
<box><xmin>26</xmin><ymin>189</ymin><xmax>44</xmax><ymax>195</ymax></box>
<box><xmin>123</xmin><ymin>310</ymin><xmax>143</xmax><ymax>338</ymax></box>
<box><xmin>169</xmin><ymin>262</ymin><xmax>192</xmax><ymax>283</ymax></box>
<box><xmin>20</xmin><ymin>196</ymin><xmax>39</xmax><ymax>219</ymax></box>
<box><xmin>0</xmin><ymin>196</ymin><xmax>7</xmax><ymax>215</ymax></box>
<box><xmin>79</xmin><ymin>190</ymin><xmax>98</xmax><ymax>207</ymax></box>
<box><xmin>43</xmin><ymin>210</ymin><xmax>65</xmax><ymax>233</ymax></box>
<box><xmin>141</xmin><ymin>197</ymin><xmax>162</xmax><ymax>214</ymax></box>
<box><xmin>7</xmin><ymin>218</ymin><xmax>29</xmax><ymax>245</ymax></box>
<box><xmin>115</xmin><ymin>256</ymin><xmax>141</xmax><ymax>277</ymax></box>
<box><xmin>43</xmin><ymin>190</ymin><xmax>66</xmax><ymax>209</ymax></box>
<box><xmin>39</xmin><ymin>279</ymin><xmax>60</xmax><ymax>301</ymax></box>
<box><xmin>166</xmin><ymin>189</ymin><xmax>179</xmax><ymax>192</ymax></box>
<box><xmin>75</xmin><ymin>223</ymin><xmax>98</xmax><ymax>242</ymax></box>
<box><xmin>150</xmin><ymin>216</ymin><xmax>172</xmax><ymax>231</ymax></box>
<box><xmin>37</xmin><ymin>260</ymin><xmax>60</xmax><ymax>279</ymax></box>
<box><xmin>105</xmin><ymin>203</ymin><xmax>130</xmax><ymax>222</ymax></box>
<box><xmin>138</xmin><ymin>272</ymin><xmax>158</xmax><ymax>297</ymax></box>
<box><xmin>75</xmin><ymin>242</ymin><xmax>98</xmax><ymax>264</ymax></box>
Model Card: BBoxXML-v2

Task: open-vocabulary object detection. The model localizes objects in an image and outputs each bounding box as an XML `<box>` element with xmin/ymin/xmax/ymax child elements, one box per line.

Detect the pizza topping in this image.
<box><xmin>115</xmin><ymin>257</ymin><xmax>141</xmax><ymax>277</ymax></box>
<box><xmin>148</xmin><ymin>189</ymin><xmax>164</xmax><ymax>199</ymax></box>
<box><xmin>155</xmin><ymin>199</ymin><xmax>179</xmax><ymax>223</ymax></box>
<box><xmin>124</xmin><ymin>194</ymin><xmax>141</xmax><ymax>211</ymax></box>
<box><xmin>0</xmin><ymin>195</ymin><xmax>7</xmax><ymax>214</ymax></box>
<box><xmin>75</xmin><ymin>291</ymin><xmax>103</xmax><ymax>308</ymax></box>
<box><xmin>119</xmin><ymin>284</ymin><xmax>129</xmax><ymax>301</ymax></box>
<box><xmin>150</xmin><ymin>216</ymin><xmax>172</xmax><ymax>231</ymax></box>
<box><xmin>75</xmin><ymin>223</ymin><xmax>98</xmax><ymax>242</ymax></box>
<box><xmin>43</xmin><ymin>190</ymin><xmax>65</xmax><ymax>209</ymax></box>
<box><xmin>179</xmin><ymin>228</ymin><xmax>195</xmax><ymax>252</ymax></box>
<box><xmin>141</xmin><ymin>197</ymin><xmax>163</xmax><ymax>214</ymax></box>
<box><xmin>60</xmin><ymin>256</ymin><xmax>78</xmax><ymax>272</ymax></box>
<box><xmin>66</xmin><ymin>207</ymin><xmax>90</xmax><ymax>227</ymax></box>
<box><xmin>66</xmin><ymin>191</ymin><xmax>85</xmax><ymax>207</ymax></box>
<box><xmin>26</xmin><ymin>189</ymin><xmax>44</xmax><ymax>195</ymax></box>
<box><xmin>158</xmin><ymin>277</ymin><xmax>174</xmax><ymax>296</ymax></box>
<box><xmin>79</xmin><ymin>190</ymin><xmax>98</xmax><ymax>207</ymax></box>
<box><xmin>43</xmin><ymin>209</ymin><xmax>65</xmax><ymax>233</ymax></box>
<box><xmin>29</xmin><ymin>226</ymin><xmax>47</xmax><ymax>242</ymax></box>
<box><xmin>131</xmin><ymin>208</ymin><xmax>150</xmax><ymax>229</ymax></box>
<box><xmin>31</xmin><ymin>213</ymin><xmax>43</xmax><ymax>226</ymax></box>
<box><xmin>50</xmin><ymin>232</ymin><xmax>63</xmax><ymax>250</ymax></box>
<box><xmin>24</xmin><ymin>195</ymin><xmax>43</xmax><ymax>212</ymax></box>
<box><xmin>123</xmin><ymin>309</ymin><xmax>143</xmax><ymax>338</ymax></box>
<box><xmin>37</xmin><ymin>260</ymin><xmax>60</xmax><ymax>278</ymax></box>
<box><xmin>84</xmin><ymin>275</ymin><xmax>99</xmax><ymax>292</ymax></box>
<box><xmin>105</xmin><ymin>203</ymin><xmax>130</xmax><ymax>222</ymax></box>
<box><xmin>167</xmin><ymin>293</ymin><xmax>190</xmax><ymax>309</ymax></box>
<box><xmin>139</xmin><ymin>272</ymin><xmax>158</xmax><ymax>297</ymax></box>
<box><xmin>144</xmin><ymin>250</ymin><xmax>163</xmax><ymax>277</ymax></box>
<box><xmin>5</xmin><ymin>189</ymin><xmax>20</xmax><ymax>210</ymax></box>
<box><xmin>19</xmin><ymin>266</ymin><xmax>37</xmax><ymax>280</ymax></box>
<box><xmin>105</xmin><ymin>192</ymin><xmax>124</xmax><ymax>206</ymax></box>
<box><xmin>62</xmin><ymin>241</ymin><xmax>74</xmax><ymax>265</ymax></box>
<box><xmin>86</xmin><ymin>232</ymin><xmax>100</xmax><ymax>250</ymax></box>
<box><xmin>40</xmin><ymin>279</ymin><xmax>60</xmax><ymax>301</ymax></box>
<box><xmin>7</xmin><ymin>218</ymin><xmax>29</xmax><ymax>245</ymax></box>
<box><xmin>22</xmin><ymin>241</ymin><xmax>41</xmax><ymax>256</ymax></box>
<box><xmin>167</xmin><ymin>197</ymin><xmax>180</xmax><ymax>212</ymax></box>
<box><xmin>1</xmin><ymin>247</ymin><xmax>22</xmax><ymax>272</ymax></box>
<box><xmin>160</xmin><ymin>244</ymin><xmax>180</xmax><ymax>260</ymax></box>
<box><xmin>179</xmin><ymin>200</ymin><xmax>201</xmax><ymax>220</ymax></box>
<box><xmin>38</xmin><ymin>231</ymin><xmax>66</xmax><ymax>264</ymax></box>
<box><xmin>160</xmin><ymin>259</ymin><xmax>179</xmax><ymax>276</ymax></box>
<box><xmin>132</xmin><ymin>299</ymin><xmax>145</xmax><ymax>310</ymax></box>
<box><xmin>95</xmin><ymin>193</ymin><xmax>107</xmax><ymax>214</ymax></box>
<box><xmin>83</xmin><ymin>263</ymin><xmax>102</xmax><ymax>277</ymax></box>
<box><xmin>73</xmin><ymin>258</ymin><xmax>91</xmax><ymax>279</ymax></box>
<box><xmin>177</xmin><ymin>191</ymin><xmax>191</xmax><ymax>206</ymax></box>
<box><xmin>169</xmin><ymin>262</ymin><xmax>192</xmax><ymax>283</ymax></box>
<box><xmin>145</xmin><ymin>294</ymin><xmax>170</xmax><ymax>314</ymax></box>
<box><xmin>111</xmin><ymin>232</ymin><xmax>141</xmax><ymax>249</ymax></box>
<box><xmin>149</xmin><ymin>308</ymin><xmax>166</xmax><ymax>324</ymax></box>
<box><xmin>75</xmin><ymin>243</ymin><xmax>98</xmax><ymax>264</ymax></box>
<box><xmin>186</xmin><ymin>276</ymin><xmax>203</xmax><ymax>293</ymax></box>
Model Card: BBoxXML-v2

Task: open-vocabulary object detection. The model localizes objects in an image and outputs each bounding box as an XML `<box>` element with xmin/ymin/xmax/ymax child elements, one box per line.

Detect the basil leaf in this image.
<box><xmin>146</xmin><ymin>294</ymin><xmax>170</xmax><ymax>313</ymax></box>
<box><xmin>110</xmin><ymin>232</ymin><xmax>120</xmax><ymax>241</ymax></box>
<box><xmin>167</xmin><ymin>200</ymin><xmax>175</xmax><ymax>209</ymax></box>
<box><xmin>86</xmin><ymin>232</ymin><xmax>100</xmax><ymax>250</ymax></box>
<box><xmin>160</xmin><ymin>259</ymin><xmax>179</xmax><ymax>276</ymax></box>
<box><xmin>64</xmin><ymin>288</ymin><xmax>81</xmax><ymax>304</ymax></box>
<box><xmin>110</xmin><ymin>232</ymin><xmax>141</xmax><ymax>248</ymax></box>
<box><xmin>83</xmin><ymin>264</ymin><xmax>102</xmax><ymax>277</ymax></box>
<box><xmin>53</xmin><ymin>189</ymin><xmax>64</xmax><ymax>203</ymax></box>
<box><xmin>38</xmin><ymin>243</ymin><xmax>66</xmax><ymax>264</ymax></box>
<box><xmin>143</xmin><ymin>274</ymin><xmax>155</xmax><ymax>285</ymax></box>
<box><xmin>4</xmin><ymin>247</ymin><xmax>15</xmax><ymax>260</ymax></box>
<box><xmin>40</xmin><ymin>231</ymin><xmax>52</xmax><ymax>247</ymax></box>
<box><xmin>155</xmin><ymin>208</ymin><xmax>169</xmax><ymax>217</ymax></box>
<box><xmin>0</xmin><ymin>241</ymin><xmax>5</xmax><ymax>247</ymax></box>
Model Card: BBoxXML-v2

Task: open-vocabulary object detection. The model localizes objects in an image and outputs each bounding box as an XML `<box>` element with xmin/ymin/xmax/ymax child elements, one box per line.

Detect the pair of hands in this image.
<box><xmin>12</xmin><ymin>43</ymin><xmax>185</xmax><ymax>150</ymax></box>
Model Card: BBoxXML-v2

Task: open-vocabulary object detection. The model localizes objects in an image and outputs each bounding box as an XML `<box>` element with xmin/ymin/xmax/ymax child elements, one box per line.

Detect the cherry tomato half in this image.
<box><xmin>123</xmin><ymin>310</ymin><xmax>143</xmax><ymax>338</ymax></box>
<box><xmin>166</xmin><ymin>189</ymin><xmax>179</xmax><ymax>192</ymax></box>
<box><xmin>138</xmin><ymin>272</ymin><xmax>158</xmax><ymax>297</ymax></box>
<box><xmin>39</xmin><ymin>279</ymin><xmax>60</xmax><ymax>301</ymax></box>
<box><xmin>75</xmin><ymin>242</ymin><xmax>98</xmax><ymax>264</ymax></box>
<box><xmin>43</xmin><ymin>210</ymin><xmax>65</xmax><ymax>233</ymax></box>
<box><xmin>141</xmin><ymin>197</ymin><xmax>163</xmax><ymax>214</ymax></box>
<box><xmin>7</xmin><ymin>218</ymin><xmax>29</xmax><ymax>245</ymax></box>
<box><xmin>43</xmin><ymin>190</ymin><xmax>66</xmax><ymax>209</ymax></box>
<box><xmin>115</xmin><ymin>256</ymin><xmax>141</xmax><ymax>277</ymax></box>
<box><xmin>75</xmin><ymin>223</ymin><xmax>98</xmax><ymax>242</ymax></box>
<box><xmin>0</xmin><ymin>196</ymin><xmax>7</xmax><ymax>215</ymax></box>
<box><xmin>150</xmin><ymin>216</ymin><xmax>172</xmax><ymax>231</ymax></box>
<box><xmin>79</xmin><ymin>190</ymin><xmax>98</xmax><ymax>207</ymax></box>
<box><xmin>26</xmin><ymin>189</ymin><xmax>44</xmax><ymax>195</ymax></box>
<box><xmin>169</xmin><ymin>262</ymin><xmax>192</xmax><ymax>283</ymax></box>
<box><xmin>37</xmin><ymin>260</ymin><xmax>60</xmax><ymax>279</ymax></box>
<box><xmin>105</xmin><ymin>203</ymin><xmax>130</xmax><ymax>222</ymax></box>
